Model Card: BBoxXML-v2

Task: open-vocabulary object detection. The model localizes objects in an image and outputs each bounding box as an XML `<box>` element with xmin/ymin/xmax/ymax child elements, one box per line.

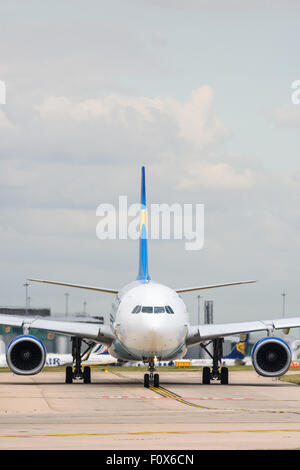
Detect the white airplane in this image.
<box><xmin>0</xmin><ymin>344</ymin><xmax>118</xmax><ymax>368</ymax></box>
<box><xmin>1</xmin><ymin>166</ymin><xmax>300</xmax><ymax>387</ymax></box>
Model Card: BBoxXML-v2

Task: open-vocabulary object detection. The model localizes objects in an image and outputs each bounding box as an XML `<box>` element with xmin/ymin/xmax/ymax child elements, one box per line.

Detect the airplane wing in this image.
<box><xmin>28</xmin><ymin>278</ymin><xmax>118</xmax><ymax>294</ymax></box>
<box><xmin>186</xmin><ymin>317</ymin><xmax>300</xmax><ymax>346</ymax></box>
<box><xmin>0</xmin><ymin>315</ymin><xmax>115</xmax><ymax>345</ymax></box>
<box><xmin>176</xmin><ymin>280</ymin><xmax>257</xmax><ymax>293</ymax></box>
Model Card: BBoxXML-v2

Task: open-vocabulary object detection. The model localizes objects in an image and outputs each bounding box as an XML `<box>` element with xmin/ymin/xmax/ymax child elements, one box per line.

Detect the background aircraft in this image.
<box><xmin>0</xmin><ymin>343</ymin><xmax>118</xmax><ymax>368</ymax></box>
<box><xmin>190</xmin><ymin>334</ymin><xmax>251</xmax><ymax>367</ymax></box>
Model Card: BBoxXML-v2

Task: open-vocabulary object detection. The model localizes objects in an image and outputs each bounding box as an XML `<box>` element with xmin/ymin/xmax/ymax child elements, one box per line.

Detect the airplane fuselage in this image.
<box><xmin>108</xmin><ymin>280</ymin><xmax>189</xmax><ymax>362</ymax></box>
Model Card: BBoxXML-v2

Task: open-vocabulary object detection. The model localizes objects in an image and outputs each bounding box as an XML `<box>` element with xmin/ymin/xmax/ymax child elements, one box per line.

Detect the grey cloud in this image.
<box><xmin>271</xmin><ymin>104</ymin><xmax>300</xmax><ymax>127</ymax></box>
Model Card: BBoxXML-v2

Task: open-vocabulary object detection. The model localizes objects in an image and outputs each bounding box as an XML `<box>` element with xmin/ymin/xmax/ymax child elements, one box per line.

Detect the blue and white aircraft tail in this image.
<box><xmin>137</xmin><ymin>166</ymin><xmax>150</xmax><ymax>282</ymax></box>
<box><xmin>223</xmin><ymin>334</ymin><xmax>250</xmax><ymax>364</ymax></box>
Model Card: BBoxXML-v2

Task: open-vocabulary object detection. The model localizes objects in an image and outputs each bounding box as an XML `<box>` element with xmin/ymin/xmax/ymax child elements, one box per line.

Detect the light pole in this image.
<box><xmin>281</xmin><ymin>292</ymin><xmax>287</xmax><ymax>317</ymax></box>
<box><xmin>65</xmin><ymin>293</ymin><xmax>69</xmax><ymax>316</ymax></box>
<box><xmin>197</xmin><ymin>295</ymin><xmax>202</xmax><ymax>325</ymax></box>
<box><xmin>197</xmin><ymin>295</ymin><xmax>203</xmax><ymax>359</ymax></box>
<box><xmin>23</xmin><ymin>282</ymin><xmax>30</xmax><ymax>315</ymax></box>
<box><xmin>83</xmin><ymin>301</ymin><xmax>87</xmax><ymax>314</ymax></box>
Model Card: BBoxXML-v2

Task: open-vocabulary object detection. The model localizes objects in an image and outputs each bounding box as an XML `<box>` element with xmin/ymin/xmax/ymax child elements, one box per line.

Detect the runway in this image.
<box><xmin>0</xmin><ymin>368</ymin><xmax>299</xmax><ymax>450</ymax></box>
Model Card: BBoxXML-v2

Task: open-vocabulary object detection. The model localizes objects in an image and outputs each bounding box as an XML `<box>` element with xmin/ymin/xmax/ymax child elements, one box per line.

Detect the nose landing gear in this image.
<box><xmin>144</xmin><ymin>359</ymin><xmax>159</xmax><ymax>388</ymax></box>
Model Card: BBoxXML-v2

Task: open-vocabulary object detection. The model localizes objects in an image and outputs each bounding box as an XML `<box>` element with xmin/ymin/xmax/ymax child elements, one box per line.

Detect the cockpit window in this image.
<box><xmin>142</xmin><ymin>306</ymin><xmax>153</xmax><ymax>313</ymax></box>
<box><xmin>139</xmin><ymin>306</ymin><xmax>169</xmax><ymax>314</ymax></box>
<box><xmin>165</xmin><ymin>305</ymin><xmax>174</xmax><ymax>314</ymax></box>
<box><xmin>154</xmin><ymin>306</ymin><xmax>165</xmax><ymax>314</ymax></box>
<box><xmin>132</xmin><ymin>305</ymin><xmax>141</xmax><ymax>313</ymax></box>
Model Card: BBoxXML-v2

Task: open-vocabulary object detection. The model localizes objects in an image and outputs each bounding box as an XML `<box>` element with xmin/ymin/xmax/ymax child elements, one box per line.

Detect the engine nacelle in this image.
<box><xmin>251</xmin><ymin>337</ymin><xmax>291</xmax><ymax>377</ymax></box>
<box><xmin>6</xmin><ymin>335</ymin><xmax>46</xmax><ymax>375</ymax></box>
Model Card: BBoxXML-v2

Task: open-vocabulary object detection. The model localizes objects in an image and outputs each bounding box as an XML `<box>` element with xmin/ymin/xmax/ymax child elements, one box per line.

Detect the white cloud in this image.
<box><xmin>136</xmin><ymin>0</ymin><xmax>263</xmax><ymax>12</ymax></box>
<box><xmin>34</xmin><ymin>86</ymin><xmax>230</xmax><ymax>157</ymax></box>
<box><xmin>0</xmin><ymin>109</ymin><xmax>14</xmax><ymax>131</ymax></box>
<box><xmin>176</xmin><ymin>161</ymin><xmax>260</xmax><ymax>190</ymax></box>
<box><xmin>271</xmin><ymin>104</ymin><xmax>300</xmax><ymax>127</ymax></box>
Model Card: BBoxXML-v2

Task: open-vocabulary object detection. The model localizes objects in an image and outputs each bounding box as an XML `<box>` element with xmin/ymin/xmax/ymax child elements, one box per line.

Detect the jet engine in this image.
<box><xmin>251</xmin><ymin>337</ymin><xmax>291</xmax><ymax>377</ymax></box>
<box><xmin>6</xmin><ymin>335</ymin><xmax>46</xmax><ymax>375</ymax></box>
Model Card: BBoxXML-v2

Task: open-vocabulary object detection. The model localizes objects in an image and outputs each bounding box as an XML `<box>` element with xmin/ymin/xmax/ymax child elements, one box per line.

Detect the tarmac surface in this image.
<box><xmin>0</xmin><ymin>368</ymin><xmax>299</xmax><ymax>450</ymax></box>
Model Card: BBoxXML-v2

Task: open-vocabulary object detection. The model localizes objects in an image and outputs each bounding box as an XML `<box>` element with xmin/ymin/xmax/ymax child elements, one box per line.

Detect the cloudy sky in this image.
<box><xmin>0</xmin><ymin>0</ymin><xmax>300</xmax><ymax>325</ymax></box>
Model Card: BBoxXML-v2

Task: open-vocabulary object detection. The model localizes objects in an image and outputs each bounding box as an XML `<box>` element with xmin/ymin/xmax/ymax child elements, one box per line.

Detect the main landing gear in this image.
<box><xmin>144</xmin><ymin>359</ymin><xmax>159</xmax><ymax>388</ymax></box>
<box><xmin>65</xmin><ymin>337</ymin><xmax>92</xmax><ymax>384</ymax></box>
<box><xmin>201</xmin><ymin>338</ymin><xmax>229</xmax><ymax>385</ymax></box>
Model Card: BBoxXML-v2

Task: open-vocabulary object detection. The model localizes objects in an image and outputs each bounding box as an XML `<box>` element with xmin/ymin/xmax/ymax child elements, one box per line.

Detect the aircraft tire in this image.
<box><xmin>144</xmin><ymin>373</ymin><xmax>150</xmax><ymax>388</ymax></box>
<box><xmin>154</xmin><ymin>373</ymin><xmax>159</xmax><ymax>387</ymax></box>
<box><xmin>66</xmin><ymin>366</ymin><xmax>73</xmax><ymax>384</ymax></box>
<box><xmin>83</xmin><ymin>366</ymin><xmax>91</xmax><ymax>384</ymax></box>
<box><xmin>220</xmin><ymin>367</ymin><xmax>229</xmax><ymax>384</ymax></box>
<box><xmin>202</xmin><ymin>366</ymin><xmax>211</xmax><ymax>384</ymax></box>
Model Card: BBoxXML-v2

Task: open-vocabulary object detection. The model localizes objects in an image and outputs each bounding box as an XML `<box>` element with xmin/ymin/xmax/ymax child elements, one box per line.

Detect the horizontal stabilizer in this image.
<box><xmin>28</xmin><ymin>278</ymin><xmax>118</xmax><ymax>294</ymax></box>
<box><xmin>176</xmin><ymin>280</ymin><xmax>256</xmax><ymax>293</ymax></box>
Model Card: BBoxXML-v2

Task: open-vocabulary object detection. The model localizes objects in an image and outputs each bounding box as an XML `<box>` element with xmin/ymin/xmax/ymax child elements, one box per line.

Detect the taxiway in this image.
<box><xmin>0</xmin><ymin>369</ymin><xmax>299</xmax><ymax>450</ymax></box>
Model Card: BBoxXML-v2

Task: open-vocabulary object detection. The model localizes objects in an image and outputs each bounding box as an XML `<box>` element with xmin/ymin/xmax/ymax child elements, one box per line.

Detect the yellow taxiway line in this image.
<box><xmin>0</xmin><ymin>429</ymin><xmax>300</xmax><ymax>439</ymax></box>
<box><xmin>149</xmin><ymin>385</ymin><xmax>300</xmax><ymax>415</ymax></box>
<box><xmin>149</xmin><ymin>385</ymin><xmax>215</xmax><ymax>408</ymax></box>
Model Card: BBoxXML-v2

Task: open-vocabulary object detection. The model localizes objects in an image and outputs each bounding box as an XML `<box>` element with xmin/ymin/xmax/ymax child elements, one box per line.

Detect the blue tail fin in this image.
<box><xmin>224</xmin><ymin>334</ymin><xmax>249</xmax><ymax>360</ymax></box>
<box><xmin>137</xmin><ymin>166</ymin><xmax>150</xmax><ymax>282</ymax></box>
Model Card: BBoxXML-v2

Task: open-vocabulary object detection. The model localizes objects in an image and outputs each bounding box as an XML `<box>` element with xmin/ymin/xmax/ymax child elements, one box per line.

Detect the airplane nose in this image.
<box><xmin>119</xmin><ymin>315</ymin><xmax>185</xmax><ymax>358</ymax></box>
<box><xmin>146</xmin><ymin>325</ymin><xmax>161</xmax><ymax>349</ymax></box>
<box><xmin>139</xmin><ymin>319</ymin><xmax>171</xmax><ymax>351</ymax></box>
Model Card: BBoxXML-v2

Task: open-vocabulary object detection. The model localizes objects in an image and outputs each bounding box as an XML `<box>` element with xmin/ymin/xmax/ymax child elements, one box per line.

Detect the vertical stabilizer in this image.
<box><xmin>224</xmin><ymin>334</ymin><xmax>249</xmax><ymax>360</ymax></box>
<box><xmin>137</xmin><ymin>166</ymin><xmax>151</xmax><ymax>282</ymax></box>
